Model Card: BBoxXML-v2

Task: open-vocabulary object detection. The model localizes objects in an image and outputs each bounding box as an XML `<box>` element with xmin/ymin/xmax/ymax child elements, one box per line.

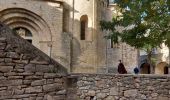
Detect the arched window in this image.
<box><xmin>164</xmin><ymin>66</ymin><xmax>168</xmax><ymax>74</ymax></box>
<box><xmin>13</xmin><ymin>27</ymin><xmax>33</xmax><ymax>43</ymax></box>
<box><xmin>140</xmin><ymin>63</ymin><xmax>150</xmax><ymax>74</ymax></box>
<box><xmin>80</xmin><ymin>15</ymin><xmax>88</xmax><ymax>40</ymax></box>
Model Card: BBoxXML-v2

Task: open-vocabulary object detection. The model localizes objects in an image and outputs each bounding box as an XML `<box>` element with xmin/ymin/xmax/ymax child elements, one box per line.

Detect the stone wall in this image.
<box><xmin>75</xmin><ymin>74</ymin><xmax>170</xmax><ymax>100</ymax></box>
<box><xmin>0</xmin><ymin>0</ymin><xmax>71</xmax><ymax>69</ymax></box>
<box><xmin>0</xmin><ymin>23</ymin><xmax>67</xmax><ymax>99</ymax></box>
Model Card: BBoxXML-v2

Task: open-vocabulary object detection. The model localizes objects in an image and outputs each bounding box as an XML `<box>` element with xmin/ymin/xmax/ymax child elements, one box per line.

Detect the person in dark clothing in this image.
<box><xmin>134</xmin><ymin>67</ymin><xmax>139</xmax><ymax>74</ymax></box>
<box><xmin>117</xmin><ymin>60</ymin><xmax>127</xmax><ymax>74</ymax></box>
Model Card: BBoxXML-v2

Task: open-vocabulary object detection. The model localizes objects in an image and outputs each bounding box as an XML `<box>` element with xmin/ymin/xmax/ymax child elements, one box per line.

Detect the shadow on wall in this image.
<box><xmin>62</xmin><ymin>19</ymin><xmax>97</xmax><ymax>73</ymax></box>
<box><xmin>61</xmin><ymin>2</ymin><xmax>99</xmax><ymax>73</ymax></box>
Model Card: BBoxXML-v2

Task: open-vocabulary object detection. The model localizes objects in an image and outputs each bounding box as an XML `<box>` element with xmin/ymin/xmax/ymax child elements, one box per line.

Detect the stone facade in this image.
<box><xmin>75</xmin><ymin>74</ymin><xmax>170</xmax><ymax>100</ymax></box>
<box><xmin>0</xmin><ymin>21</ymin><xmax>170</xmax><ymax>99</ymax></box>
<box><xmin>0</xmin><ymin>0</ymin><xmax>168</xmax><ymax>74</ymax></box>
<box><xmin>0</xmin><ymin>0</ymin><xmax>71</xmax><ymax>71</ymax></box>
<box><xmin>0</xmin><ymin>0</ymin><xmax>142</xmax><ymax>74</ymax></box>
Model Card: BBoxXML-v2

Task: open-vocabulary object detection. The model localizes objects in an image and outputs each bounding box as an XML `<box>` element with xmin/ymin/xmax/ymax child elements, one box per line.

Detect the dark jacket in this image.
<box><xmin>118</xmin><ymin>63</ymin><xmax>127</xmax><ymax>74</ymax></box>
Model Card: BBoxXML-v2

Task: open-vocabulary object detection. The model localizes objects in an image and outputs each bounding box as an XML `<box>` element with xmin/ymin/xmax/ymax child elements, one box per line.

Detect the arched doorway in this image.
<box><xmin>140</xmin><ymin>63</ymin><xmax>150</xmax><ymax>74</ymax></box>
<box><xmin>155</xmin><ymin>62</ymin><xmax>168</xmax><ymax>74</ymax></box>
<box><xmin>164</xmin><ymin>66</ymin><xmax>169</xmax><ymax>74</ymax></box>
<box><xmin>80</xmin><ymin>15</ymin><xmax>88</xmax><ymax>40</ymax></box>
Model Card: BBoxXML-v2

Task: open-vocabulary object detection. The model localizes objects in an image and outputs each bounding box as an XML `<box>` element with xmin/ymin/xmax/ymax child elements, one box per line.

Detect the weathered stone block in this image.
<box><xmin>56</xmin><ymin>89</ymin><xmax>66</xmax><ymax>95</ymax></box>
<box><xmin>0</xmin><ymin>72</ymin><xmax>3</xmax><ymax>76</ymax></box>
<box><xmin>0</xmin><ymin>58</ymin><xmax>4</xmax><ymax>62</ymax></box>
<box><xmin>14</xmin><ymin>89</ymin><xmax>25</xmax><ymax>95</ymax></box>
<box><xmin>0</xmin><ymin>66</ymin><xmax>13</xmax><ymax>73</ymax></box>
<box><xmin>87</xmin><ymin>90</ymin><xmax>95</xmax><ymax>96</ymax></box>
<box><xmin>44</xmin><ymin>73</ymin><xmax>56</xmax><ymax>78</ymax></box>
<box><xmin>31</xmin><ymin>79</ymin><xmax>46</xmax><ymax>86</ymax></box>
<box><xmin>15</xmin><ymin>64</ymin><xmax>24</xmax><ymax>69</ymax></box>
<box><xmin>158</xmin><ymin>96</ymin><xmax>169</xmax><ymax>100</ymax></box>
<box><xmin>124</xmin><ymin>89</ymin><xmax>138</xmax><ymax>97</ymax></box>
<box><xmin>96</xmin><ymin>93</ymin><xmax>106</xmax><ymax>99</ymax></box>
<box><xmin>30</xmin><ymin>60</ymin><xmax>49</xmax><ymax>65</ymax></box>
<box><xmin>0</xmin><ymin>87</ymin><xmax>7</xmax><ymax>91</ymax></box>
<box><xmin>36</xmin><ymin>97</ymin><xmax>44</xmax><ymax>100</ymax></box>
<box><xmin>4</xmin><ymin>58</ymin><xmax>12</xmax><ymax>63</ymax></box>
<box><xmin>53</xmin><ymin>95</ymin><xmax>66</xmax><ymax>100</ymax></box>
<box><xmin>6</xmin><ymin>52</ymin><xmax>20</xmax><ymax>59</ymax></box>
<box><xmin>0</xmin><ymin>43</ymin><xmax>6</xmax><ymax>50</ymax></box>
<box><xmin>43</xmin><ymin>83</ymin><xmax>63</xmax><ymax>92</ymax></box>
<box><xmin>0</xmin><ymin>52</ymin><xmax>6</xmax><ymax>57</ymax></box>
<box><xmin>8</xmin><ymin>76</ymin><xmax>23</xmax><ymax>79</ymax></box>
<box><xmin>54</xmin><ymin>78</ymin><xmax>64</xmax><ymax>84</ymax></box>
<box><xmin>25</xmin><ymin>86</ymin><xmax>42</xmax><ymax>93</ymax></box>
<box><xmin>0</xmin><ymin>76</ymin><xmax>7</xmax><ymax>80</ymax></box>
<box><xmin>0</xmin><ymin>90</ymin><xmax>12</xmax><ymax>96</ymax></box>
<box><xmin>36</xmin><ymin>65</ymin><xmax>54</xmax><ymax>73</ymax></box>
<box><xmin>35</xmin><ymin>72</ymin><xmax>44</xmax><ymax>76</ymax></box>
<box><xmin>13</xmin><ymin>60</ymin><xmax>29</xmax><ymax>64</ymax></box>
<box><xmin>105</xmin><ymin>96</ymin><xmax>115</xmax><ymax>100</ymax></box>
<box><xmin>23</xmin><ymin>80</ymin><xmax>32</xmax><ymax>85</ymax></box>
<box><xmin>29</xmin><ymin>96</ymin><xmax>36</xmax><ymax>100</ymax></box>
<box><xmin>8</xmin><ymin>80</ymin><xmax>23</xmax><ymax>86</ymax></box>
<box><xmin>12</xmin><ymin>94</ymin><xmax>37</xmax><ymax>98</ymax></box>
<box><xmin>18</xmin><ymin>72</ymin><xmax>34</xmax><ymax>76</ymax></box>
<box><xmin>46</xmin><ymin>79</ymin><xmax>54</xmax><ymax>84</ymax></box>
<box><xmin>0</xmin><ymin>38</ymin><xmax>6</xmax><ymax>42</ymax></box>
<box><xmin>14</xmin><ymin>68</ymin><xmax>24</xmax><ymax>73</ymax></box>
<box><xmin>110</xmin><ymin>87</ymin><xmax>118</xmax><ymax>96</ymax></box>
<box><xmin>24</xmin><ymin>64</ymin><xmax>36</xmax><ymax>72</ymax></box>
<box><xmin>25</xmin><ymin>75</ymin><xmax>42</xmax><ymax>80</ymax></box>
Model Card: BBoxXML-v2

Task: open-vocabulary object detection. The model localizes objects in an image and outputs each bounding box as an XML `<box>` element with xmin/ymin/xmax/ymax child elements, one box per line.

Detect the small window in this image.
<box><xmin>111</xmin><ymin>39</ymin><xmax>113</xmax><ymax>48</ymax></box>
<box><xmin>80</xmin><ymin>15</ymin><xmax>88</xmax><ymax>40</ymax></box>
<box><xmin>80</xmin><ymin>21</ymin><xmax>86</xmax><ymax>40</ymax></box>
<box><xmin>13</xmin><ymin>27</ymin><xmax>33</xmax><ymax>44</ymax></box>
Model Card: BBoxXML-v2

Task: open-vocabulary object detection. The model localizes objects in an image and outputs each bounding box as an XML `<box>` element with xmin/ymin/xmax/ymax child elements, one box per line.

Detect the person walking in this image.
<box><xmin>134</xmin><ymin>67</ymin><xmax>139</xmax><ymax>74</ymax></box>
<box><xmin>117</xmin><ymin>60</ymin><xmax>127</xmax><ymax>74</ymax></box>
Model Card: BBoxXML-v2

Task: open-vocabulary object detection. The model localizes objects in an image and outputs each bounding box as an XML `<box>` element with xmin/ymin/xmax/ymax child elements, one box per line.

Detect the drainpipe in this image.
<box><xmin>168</xmin><ymin>47</ymin><xmax>170</xmax><ymax>67</ymax></box>
<box><xmin>70</xmin><ymin>0</ymin><xmax>75</xmax><ymax>72</ymax></box>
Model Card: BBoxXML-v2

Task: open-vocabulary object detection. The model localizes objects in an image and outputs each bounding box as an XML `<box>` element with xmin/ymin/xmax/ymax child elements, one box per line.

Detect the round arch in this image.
<box><xmin>155</xmin><ymin>62</ymin><xmax>168</xmax><ymax>74</ymax></box>
<box><xmin>0</xmin><ymin>8</ymin><xmax>52</xmax><ymax>44</ymax></box>
<box><xmin>140</xmin><ymin>63</ymin><xmax>150</xmax><ymax>74</ymax></box>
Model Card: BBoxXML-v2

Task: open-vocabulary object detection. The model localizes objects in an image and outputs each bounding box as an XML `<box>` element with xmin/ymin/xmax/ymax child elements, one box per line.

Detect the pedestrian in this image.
<box><xmin>134</xmin><ymin>67</ymin><xmax>139</xmax><ymax>74</ymax></box>
<box><xmin>117</xmin><ymin>60</ymin><xmax>127</xmax><ymax>74</ymax></box>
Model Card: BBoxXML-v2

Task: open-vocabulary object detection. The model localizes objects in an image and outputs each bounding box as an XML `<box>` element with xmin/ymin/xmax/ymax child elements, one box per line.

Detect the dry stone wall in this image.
<box><xmin>0</xmin><ymin>23</ymin><xmax>67</xmax><ymax>99</ymax></box>
<box><xmin>76</xmin><ymin>74</ymin><xmax>170</xmax><ymax>100</ymax></box>
<box><xmin>1</xmin><ymin>22</ymin><xmax>170</xmax><ymax>100</ymax></box>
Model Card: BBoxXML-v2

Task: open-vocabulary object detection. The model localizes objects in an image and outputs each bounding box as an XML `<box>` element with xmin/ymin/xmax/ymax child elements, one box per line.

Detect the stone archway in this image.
<box><xmin>0</xmin><ymin>8</ymin><xmax>52</xmax><ymax>47</ymax></box>
<box><xmin>155</xmin><ymin>62</ymin><xmax>168</xmax><ymax>74</ymax></box>
<box><xmin>0</xmin><ymin>8</ymin><xmax>52</xmax><ymax>55</ymax></box>
<box><xmin>140</xmin><ymin>63</ymin><xmax>150</xmax><ymax>74</ymax></box>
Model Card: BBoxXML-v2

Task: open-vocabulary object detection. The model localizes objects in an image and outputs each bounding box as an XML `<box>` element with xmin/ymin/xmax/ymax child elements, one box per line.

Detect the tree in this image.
<box><xmin>101</xmin><ymin>0</ymin><xmax>170</xmax><ymax>73</ymax></box>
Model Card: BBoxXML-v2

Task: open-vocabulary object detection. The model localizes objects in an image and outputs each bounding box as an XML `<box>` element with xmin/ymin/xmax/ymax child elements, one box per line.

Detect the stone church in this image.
<box><xmin>0</xmin><ymin>0</ymin><xmax>169</xmax><ymax>74</ymax></box>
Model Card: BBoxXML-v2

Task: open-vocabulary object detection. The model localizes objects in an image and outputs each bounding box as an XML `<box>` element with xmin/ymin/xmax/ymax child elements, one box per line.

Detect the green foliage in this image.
<box><xmin>101</xmin><ymin>0</ymin><xmax>170</xmax><ymax>52</ymax></box>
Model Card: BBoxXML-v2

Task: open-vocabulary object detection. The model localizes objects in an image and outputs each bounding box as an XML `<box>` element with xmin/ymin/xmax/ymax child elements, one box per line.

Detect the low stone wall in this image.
<box><xmin>0</xmin><ymin>72</ymin><xmax>67</xmax><ymax>99</ymax></box>
<box><xmin>1</xmin><ymin>22</ymin><xmax>170</xmax><ymax>100</ymax></box>
<box><xmin>0</xmin><ymin>23</ymin><xmax>67</xmax><ymax>99</ymax></box>
<box><xmin>76</xmin><ymin>74</ymin><xmax>170</xmax><ymax>100</ymax></box>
